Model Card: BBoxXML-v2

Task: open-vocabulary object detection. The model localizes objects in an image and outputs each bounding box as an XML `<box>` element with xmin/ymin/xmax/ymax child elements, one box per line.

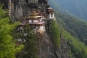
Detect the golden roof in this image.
<box><xmin>30</xmin><ymin>11</ymin><xmax>39</xmax><ymax>16</ymax></box>
<box><xmin>28</xmin><ymin>16</ymin><xmax>42</xmax><ymax>19</ymax></box>
<box><xmin>28</xmin><ymin>11</ymin><xmax>42</xmax><ymax>19</ymax></box>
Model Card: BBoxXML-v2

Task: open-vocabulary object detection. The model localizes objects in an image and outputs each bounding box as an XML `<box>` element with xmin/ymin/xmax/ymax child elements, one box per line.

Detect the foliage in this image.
<box><xmin>54</xmin><ymin>10</ymin><xmax>87</xmax><ymax>58</ymax></box>
<box><xmin>50</xmin><ymin>20</ymin><xmax>60</xmax><ymax>47</ymax></box>
<box><xmin>24</xmin><ymin>25</ymin><xmax>38</xmax><ymax>58</ymax></box>
<box><xmin>55</xmin><ymin>11</ymin><xmax>87</xmax><ymax>45</ymax></box>
<box><xmin>68</xmin><ymin>49</ymin><xmax>73</xmax><ymax>58</ymax></box>
<box><xmin>0</xmin><ymin>6</ymin><xmax>23</xmax><ymax>58</ymax></box>
<box><xmin>16</xmin><ymin>25</ymin><xmax>38</xmax><ymax>58</ymax></box>
<box><xmin>62</xmin><ymin>29</ymin><xmax>87</xmax><ymax>58</ymax></box>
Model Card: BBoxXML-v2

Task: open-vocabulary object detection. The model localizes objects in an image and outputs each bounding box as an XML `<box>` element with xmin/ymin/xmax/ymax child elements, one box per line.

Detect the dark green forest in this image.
<box><xmin>62</xmin><ymin>29</ymin><xmax>87</xmax><ymax>58</ymax></box>
<box><xmin>55</xmin><ymin>11</ymin><xmax>87</xmax><ymax>45</ymax></box>
<box><xmin>55</xmin><ymin>11</ymin><xmax>87</xmax><ymax>58</ymax></box>
<box><xmin>16</xmin><ymin>25</ymin><xmax>38</xmax><ymax>58</ymax></box>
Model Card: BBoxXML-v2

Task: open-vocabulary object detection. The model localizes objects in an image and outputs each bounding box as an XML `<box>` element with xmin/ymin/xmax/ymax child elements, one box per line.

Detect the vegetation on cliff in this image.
<box><xmin>16</xmin><ymin>25</ymin><xmax>38</xmax><ymax>58</ymax></box>
<box><xmin>55</xmin><ymin>11</ymin><xmax>87</xmax><ymax>45</ymax></box>
<box><xmin>0</xmin><ymin>6</ymin><xmax>23</xmax><ymax>58</ymax></box>
<box><xmin>55</xmin><ymin>11</ymin><xmax>87</xmax><ymax>58</ymax></box>
<box><xmin>50</xmin><ymin>20</ymin><xmax>60</xmax><ymax>47</ymax></box>
<box><xmin>0</xmin><ymin>5</ymin><xmax>38</xmax><ymax>58</ymax></box>
<box><xmin>62</xmin><ymin>29</ymin><xmax>87</xmax><ymax>58</ymax></box>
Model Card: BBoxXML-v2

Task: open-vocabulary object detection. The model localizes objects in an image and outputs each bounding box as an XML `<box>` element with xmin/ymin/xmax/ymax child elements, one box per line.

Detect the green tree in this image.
<box><xmin>50</xmin><ymin>20</ymin><xmax>60</xmax><ymax>47</ymax></box>
<box><xmin>16</xmin><ymin>25</ymin><xmax>38</xmax><ymax>58</ymax></box>
<box><xmin>23</xmin><ymin>25</ymin><xmax>38</xmax><ymax>58</ymax></box>
<box><xmin>0</xmin><ymin>6</ymin><xmax>23</xmax><ymax>58</ymax></box>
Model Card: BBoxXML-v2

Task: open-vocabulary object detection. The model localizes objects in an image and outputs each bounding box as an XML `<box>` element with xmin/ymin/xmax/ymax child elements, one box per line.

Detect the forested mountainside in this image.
<box><xmin>49</xmin><ymin>0</ymin><xmax>87</xmax><ymax>57</ymax></box>
<box><xmin>54</xmin><ymin>10</ymin><xmax>87</xmax><ymax>58</ymax></box>
<box><xmin>49</xmin><ymin>0</ymin><xmax>87</xmax><ymax>21</ymax></box>
<box><xmin>55</xmin><ymin>11</ymin><xmax>87</xmax><ymax>45</ymax></box>
<box><xmin>1</xmin><ymin>0</ymin><xmax>87</xmax><ymax>58</ymax></box>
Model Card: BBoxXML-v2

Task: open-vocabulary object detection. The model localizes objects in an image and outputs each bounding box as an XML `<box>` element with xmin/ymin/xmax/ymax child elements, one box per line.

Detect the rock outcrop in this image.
<box><xmin>36</xmin><ymin>28</ymin><xmax>70</xmax><ymax>58</ymax></box>
<box><xmin>0</xmin><ymin>0</ymin><xmax>48</xmax><ymax>20</ymax></box>
<box><xmin>56</xmin><ymin>36</ymin><xmax>70</xmax><ymax>58</ymax></box>
<box><xmin>36</xmin><ymin>32</ymin><xmax>56</xmax><ymax>58</ymax></box>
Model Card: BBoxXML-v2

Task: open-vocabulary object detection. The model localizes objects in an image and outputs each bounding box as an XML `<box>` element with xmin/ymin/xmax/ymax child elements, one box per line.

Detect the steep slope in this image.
<box><xmin>49</xmin><ymin>0</ymin><xmax>87</xmax><ymax>21</ymax></box>
<box><xmin>62</xmin><ymin>29</ymin><xmax>87</xmax><ymax>58</ymax></box>
<box><xmin>39</xmin><ymin>19</ymin><xmax>70</xmax><ymax>58</ymax></box>
<box><xmin>54</xmin><ymin>11</ymin><xmax>87</xmax><ymax>58</ymax></box>
<box><xmin>36</xmin><ymin>32</ymin><xmax>56</xmax><ymax>58</ymax></box>
<box><xmin>55</xmin><ymin>11</ymin><xmax>87</xmax><ymax>45</ymax></box>
<box><xmin>36</xmin><ymin>30</ymin><xmax>70</xmax><ymax>58</ymax></box>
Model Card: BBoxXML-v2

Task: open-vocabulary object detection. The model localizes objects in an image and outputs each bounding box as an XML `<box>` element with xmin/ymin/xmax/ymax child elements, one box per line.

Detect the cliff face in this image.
<box><xmin>36</xmin><ymin>32</ymin><xmax>56</xmax><ymax>58</ymax></box>
<box><xmin>56</xmin><ymin>36</ymin><xmax>70</xmax><ymax>58</ymax></box>
<box><xmin>0</xmin><ymin>0</ymin><xmax>48</xmax><ymax>20</ymax></box>
<box><xmin>0</xmin><ymin>0</ymin><xmax>70</xmax><ymax>58</ymax></box>
<box><xmin>36</xmin><ymin>28</ymin><xmax>70</xmax><ymax>58</ymax></box>
<box><xmin>35</xmin><ymin>18</ymin><xmax>70</xmax><ymax>58</ymax></box>
<box><xmin>12</xmin><ymin>0</ymin><xmax>48</xmax><ymax>20</ymax></box>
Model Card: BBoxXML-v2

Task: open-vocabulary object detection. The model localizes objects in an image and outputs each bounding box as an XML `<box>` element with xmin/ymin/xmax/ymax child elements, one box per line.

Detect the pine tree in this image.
<box><xmin>21</xmin><ymin>25</ymin><xmax>38</xmax><ymax>58</ymax></box>
<box><xmin>0</xmin><ymin>6</ymin><xmax>23</xmax><ymax>58</ymax></box>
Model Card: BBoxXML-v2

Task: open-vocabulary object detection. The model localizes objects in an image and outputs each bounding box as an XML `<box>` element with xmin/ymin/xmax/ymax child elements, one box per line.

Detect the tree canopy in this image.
<box><xmin>0</xmin><ymin>6</ymin><xmax>23</xmax><ymax>58</ymax></box>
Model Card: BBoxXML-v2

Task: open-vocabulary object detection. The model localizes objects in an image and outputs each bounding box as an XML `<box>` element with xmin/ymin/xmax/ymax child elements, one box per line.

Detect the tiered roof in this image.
<box><xmin>19</xmin><ymin>10</ymin><xmax>47</xmax><ymax>26</ymax></box>
<box><xmin>47</xmin><ymin>7</ymin><xmax>54</xmax><ymax>13</ymax></box>
<box><xmin>27</xmin><ymin>11</ymin><xmax>42</xmax><ymax>19</ymax></box>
